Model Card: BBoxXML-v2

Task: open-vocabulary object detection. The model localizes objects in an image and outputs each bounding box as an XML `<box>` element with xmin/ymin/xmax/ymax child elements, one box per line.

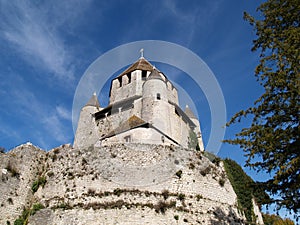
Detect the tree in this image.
<box><xmin>225</xmin><ymin>0</ymin><xmax>300</xmax><ymax>214</ymax></box>
<box><xmin>263</xmin><ymin>213</ymin><xmax>295</xmax><ymax>225</ymax></box>
<box><xmin>223</xmin><ymin>158</ymin><xmax>270</xmax><ymax>223</ymax></box>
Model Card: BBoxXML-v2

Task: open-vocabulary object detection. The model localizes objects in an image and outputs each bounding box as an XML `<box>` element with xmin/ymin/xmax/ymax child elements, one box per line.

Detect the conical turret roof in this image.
<box><xmin>85</xmin><ymin>93</ymin><xmax>100</xmax><ymax>108</ymax></box>
<box><xmin>185</xmin><ymin>105</ymin><xmax>197</xmax><ymax>119</ymax></box>
<box><xmin>147</xmin><ymin>68</ymin><xmax>163</xmax><ymax>81</ymax></box>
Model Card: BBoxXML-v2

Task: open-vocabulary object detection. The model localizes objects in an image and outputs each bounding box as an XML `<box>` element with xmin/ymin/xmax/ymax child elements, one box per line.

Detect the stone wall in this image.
<box><xmin>1</xmin><ymin>143</ymin><xmax>254</xmax><ymax>225</ymax></box>
<box><xmin>0</xmin><ymin>143</ymin><xmax>47</xmax><ymax>224</ymax></box>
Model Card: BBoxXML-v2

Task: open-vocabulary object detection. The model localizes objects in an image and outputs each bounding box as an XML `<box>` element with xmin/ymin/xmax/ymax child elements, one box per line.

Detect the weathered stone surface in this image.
<box><xmin>0</xmin><ymin>143</ymin><xmax>46</xmax><ymax>224</ymax></box>
<box><xmin>0</xmin><ymin>143</ymin><xmax>263</xmax><ymax>225</ymax></box>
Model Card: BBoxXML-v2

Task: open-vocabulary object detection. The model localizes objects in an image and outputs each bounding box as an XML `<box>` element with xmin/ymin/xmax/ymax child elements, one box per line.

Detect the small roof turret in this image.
<box><xmin>185</xmin><ymin>105</ymin><xmax>197</xmax><ymax>119</ymax></box>
<box><xmin>85</xmin><ymin>92</ymin><xmax>100</xmax><ymax>108</ymax></box>
<box><xmin>147</xmin><ymin>68</ymin><xmax>164</xmax><ymax>81</ymax></box>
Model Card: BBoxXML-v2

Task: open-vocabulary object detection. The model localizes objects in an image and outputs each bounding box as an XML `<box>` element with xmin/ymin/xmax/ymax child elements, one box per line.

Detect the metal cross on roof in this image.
<box><xmin>139</xmin><ymin>48</ymin><xmax>144</xmax><ymax>58</ymax></box>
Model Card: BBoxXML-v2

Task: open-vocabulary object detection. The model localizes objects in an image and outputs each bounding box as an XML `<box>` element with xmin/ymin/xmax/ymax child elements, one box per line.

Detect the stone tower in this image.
<box><xmin>73</xmin><ymin>93</ymin><xmax>102</xmax><ymax>149</ymax></box>
<box><xmin>142</xmin><ymin>69</ymin><xmax>171</xmax><ymax>141</ymax></box>
<box><xmin>74</xmin><ymin>56</ymin><xmax>205</xmax><ymax>151</ymax></box>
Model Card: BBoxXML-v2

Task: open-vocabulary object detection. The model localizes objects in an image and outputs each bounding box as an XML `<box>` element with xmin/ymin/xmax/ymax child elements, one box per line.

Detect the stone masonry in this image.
<box><xmin>0</xmin><ymin>142</ymin><xmax>260</xmax><ymax>225</ymax></box>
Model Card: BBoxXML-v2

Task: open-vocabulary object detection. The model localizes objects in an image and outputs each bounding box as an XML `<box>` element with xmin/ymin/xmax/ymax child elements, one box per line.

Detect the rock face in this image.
<box><xmin>1</xmin><ymin>143</ymin><xmax>257</xmax><ymax>225</ymax></box>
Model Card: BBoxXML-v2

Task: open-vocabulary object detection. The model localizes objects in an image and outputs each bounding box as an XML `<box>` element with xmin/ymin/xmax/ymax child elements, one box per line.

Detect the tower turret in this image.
<box><xmin>142</xmin><ymin>69</ymin><xmax>171</xmax><ymax>140</ymax></box>
<box><xmin>73</xmin><ymin>93</ymin><xmax>101</xmax><ymax>149</ymax></box>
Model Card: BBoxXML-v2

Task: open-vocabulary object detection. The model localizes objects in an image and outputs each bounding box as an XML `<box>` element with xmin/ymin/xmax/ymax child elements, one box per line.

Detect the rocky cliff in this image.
<box><xmin>0</xmin><ymin>142</ymin><xmax>262</xmax><ymax>225</ymax></box>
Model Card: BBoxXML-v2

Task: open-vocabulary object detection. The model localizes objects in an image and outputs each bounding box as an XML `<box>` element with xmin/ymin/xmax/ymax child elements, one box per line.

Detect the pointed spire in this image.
<box><xmin>185</xmin><ymin>105</ymin><xmax>197</xmax><ymax>119</ymax></box>
<box><xmin>85</xmin><ymin>92</ymin><xmax>100</xmax><ymax>108</ymax></box>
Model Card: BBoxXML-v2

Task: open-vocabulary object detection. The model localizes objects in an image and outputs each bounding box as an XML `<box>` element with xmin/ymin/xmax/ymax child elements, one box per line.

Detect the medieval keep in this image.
<box><xmin>74</xmin><ymin>55</ymin><xmax>204</xmax><ymax>151</ymax></box>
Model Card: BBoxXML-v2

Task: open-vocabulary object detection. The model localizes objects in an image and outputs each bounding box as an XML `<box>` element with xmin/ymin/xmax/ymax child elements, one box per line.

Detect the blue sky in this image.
<box><xmin>0</xmin><ymin>0</ymin><xmax>278</xmax><ymax>205</ymax></box>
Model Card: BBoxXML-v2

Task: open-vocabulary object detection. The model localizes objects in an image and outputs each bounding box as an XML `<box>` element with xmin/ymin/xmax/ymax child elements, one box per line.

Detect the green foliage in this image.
<box><xmin>30</xmin><ymin>203</ymin><xmax>44</xmax><ymax>215</ymax></box>
<box><xmin>14</xmin><ymin>208</ymin><xmax>30</xmax><ymax>225</ymax></box>
<box><xmin>14</xmin><ymin>219</ymin><xmax>24</xmax><ymax>225</ymax></box>
<box><xmin>31</xmin><ymin>176</ymin><xmax>46</xmax><ymax>193</ymax></box>
<box><xmin>225</xmin><ymin>0</ymin><xmax>300</xmax><ymax>213</ymax></box>
<box><xmin>57</xmin><ymin>202</ymin><xmax>71</xmax><ymax>210</ymax></box>
<box><xmin>223</xmin><ymin>158</ymin><xmax>270</xmax><ymax>223</ymax></box>
<box><xmin>263</xmin><ymin>213</ymin><xmax>295</xmax><ymax>225</ymax></box>
<box><xmin>13</xmin><ymin>203</ymin><xmax>45</xmax><ymax>225</ymax></box>
<box><xmin>174</xmin><ymin>215</ymin><xmax>179</xmax><ymax>220</ymax></box>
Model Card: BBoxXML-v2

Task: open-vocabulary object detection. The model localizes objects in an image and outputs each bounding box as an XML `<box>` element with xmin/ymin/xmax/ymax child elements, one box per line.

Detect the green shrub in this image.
<box><xmin>174</xmin><ymin>215</ymin><xmax>179</xmax><ymax>220</ymax></box>
<box><xmin>13</xmin><ymin>207</ymin><xmax>30</xmax><ymax>225</ymax></box>
<box><xmin>13</xmin><ymin>219</ymin><xmax>24</xmax><ymax>225</ymax></box>
<box><xmin>223</xmin><ymin>158</ymin><xmax>270</xmax><ymax>223</ymax></box>
<box><xmin>12</xmin><ymin>204</ymin><xmax>43</xmax><ymax>225</ymax></box>
<box><xmin>31</xmin><ymin>203</ymin><xmax>44</xmax><ymax>215</ymax></box>
<box><xmin>32</xmin><ymin>176</ymin><xmax>47</xmax><ymax>193</ymax></box>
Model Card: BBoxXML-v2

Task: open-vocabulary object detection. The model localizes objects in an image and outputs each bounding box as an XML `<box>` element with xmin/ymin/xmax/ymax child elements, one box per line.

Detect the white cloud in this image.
<box><xmin>0</xmin><ymin>1</ymin><xmax>92</xmax><ymax>81</ymax></box>
<box><xmin>42</xmin><ymin>114</ymin><xmax>69</xmax><ymax>143</ymax></box>
<box><xmin>56</xmin><ymin>106</ymin><xmax>72</xmax><ymax>121</ymax></box>
<box><xmin>9</xmin><ymin>86</ymin><xmax>71</xmax><ymax>145</ymax></box>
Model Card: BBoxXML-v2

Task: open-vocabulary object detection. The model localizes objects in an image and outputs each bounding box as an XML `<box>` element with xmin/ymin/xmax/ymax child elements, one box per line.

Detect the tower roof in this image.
<box><xmin>85</xmin><ymin>93</ymin><xmax>100</xmax><ymax>108</ymax></box>
<box><xmin>118</xmin><ymin>57</ymin><xmax>159</xmax><ymax>77</ymax></box>
<box><xmin>147</xmin><ymin>68</ymin><xmax>164</xmax><ymax>81</ymax></box>
<box><xmin>185</xmin><ymin>105</ymin><xmax>197</xmax><ymax>119</ymax></box>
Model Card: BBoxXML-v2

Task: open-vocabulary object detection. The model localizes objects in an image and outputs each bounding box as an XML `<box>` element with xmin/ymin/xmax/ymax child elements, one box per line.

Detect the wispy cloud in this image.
<box><xmin>0</xmin><ymin>74</ymin><xmax>72</xmax><ymax>149</ymax></box>
<box><xmin>161</xmin><ymin>0</ymin><xmax>223</xmax><ymax>46</ymax></box>
<box><xmin>56</xmin><ymin>106</ymin><xmax>72</xmax><ymax>121</ymax></box>
<box><xmin>0</xmin><ymin>1</ymin><xmax>91</xmax><ymax>81</ymax></box>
